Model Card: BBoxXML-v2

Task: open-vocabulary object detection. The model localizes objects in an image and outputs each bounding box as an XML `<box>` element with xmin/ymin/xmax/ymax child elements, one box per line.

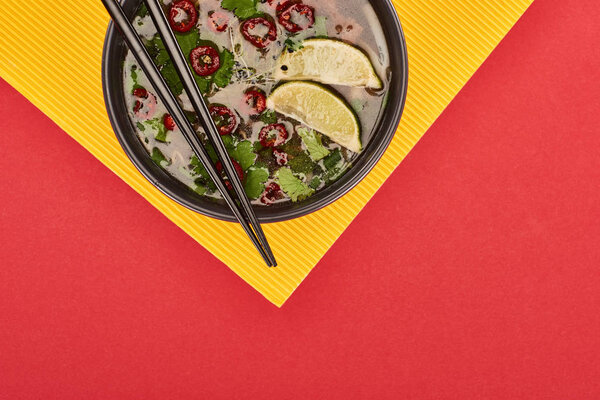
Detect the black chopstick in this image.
<box><xmin>142</xmin><ymin>0</ymin><xmax>277</xmax><ymax>267</ymax></box>
<box><xmin>101</xmin><ymin>0</ymin><xmax>275</xmax><ymax>267</ymax></box>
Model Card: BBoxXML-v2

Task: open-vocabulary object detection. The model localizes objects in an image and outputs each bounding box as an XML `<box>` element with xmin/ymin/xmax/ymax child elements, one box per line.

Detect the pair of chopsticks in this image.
<box><xmin>102</xmin><ymin>0</ymin><xmax>277</xmax><ymax>267</ymax></box>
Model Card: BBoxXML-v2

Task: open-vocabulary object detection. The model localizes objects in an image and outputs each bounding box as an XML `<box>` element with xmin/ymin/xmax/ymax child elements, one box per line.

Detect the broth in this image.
<box><xmin>122</xmin><ymin>0</ymin><xmax>390</xmax><ymax>205</ymax></box>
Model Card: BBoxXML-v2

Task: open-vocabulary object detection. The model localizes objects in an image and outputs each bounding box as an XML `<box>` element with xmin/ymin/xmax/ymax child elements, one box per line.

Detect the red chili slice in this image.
<box><xmin>132</xmin><ymin>88</ymin><xmax>148</xmax><ymax>98</ymax></box>
<box><xmin>273</xmin><ymin>149</ymin><xmax>288</xmax><ymax>166</ymax></box>
<box><xmin>163</xmin><ymin>114</ymin><xmax>176</xmax><ymax>131</ymax></box>
<box><xmin>216</xmin><ymin>159</ymin><xmax>245</xmax><ymax>190</ymax></box>
<box><xmin>241</xmin><ymin>89</ymin><xmax>267</xmax><ymax>116</ymax></box>
<box><xmin>259</xmin><ymin>123</ymin><xmax>289</xmax><ymax>147</ymax></box>
<box><xmin>260</xmin><ymin>182</ymin><xmax>283</xmax><ymax>205</ymax></box>
<box><xmin>268</xmin><ymin>0</ymin><xmax>291</xmax><ymax>12</ymax></box>
<box><xmin>169</xmin><ymin>0</ymin><xmax>198</xmax><ymax>33</ymax></box>
<box><xmin>241</xmin><ymin>17</ymin><xmax>277</xmax><ymax>48</ymax></box>
<box><xmin>279</xmin><ymin>3</ymin><xmax>315</xmax><ymax>32</ymax></box>
<box><xmin>208</xmin><ymin>11</ymin><xmax>229</xmax><ymax>32</ymax></box>
<box><xmin>132</xmin><ymin>88</ymin><xmax>157</xmax><ymax>119</ymax></box>
<box><xmin>209</xmin><ymin>105</ymin><xmax>237</xmax><ymax>135</ymax></box>
<box><xmin>190</xmin><ymin>46</ymin><xmax>220</xmax><ymax>76</ymax></box>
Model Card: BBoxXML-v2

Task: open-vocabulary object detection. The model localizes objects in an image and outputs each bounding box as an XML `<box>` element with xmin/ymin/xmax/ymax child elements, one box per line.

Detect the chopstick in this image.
<box><xmin>101</xmin><ymin>0</ymin><xmax>276</xmax><ymax>267</ymax></box>
<box><xmin>142</xmin><ymin>0</ymin><xmax>278</xmax><ymax>266</ymax></box>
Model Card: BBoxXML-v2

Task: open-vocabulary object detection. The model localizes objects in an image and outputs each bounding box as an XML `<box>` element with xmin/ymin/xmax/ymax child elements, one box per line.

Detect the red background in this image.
<box><xmin>1</xmin><ymin>0</ymin><xmax>599</xmax><ymax>398</ymax></box>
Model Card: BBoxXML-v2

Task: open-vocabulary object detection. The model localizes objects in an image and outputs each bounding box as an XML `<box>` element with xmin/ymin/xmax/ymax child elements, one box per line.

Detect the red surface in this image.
<box><xmin>1</xmin><ymin>0</ymin><xmax>599</xmax><ymax>398</ymax></box>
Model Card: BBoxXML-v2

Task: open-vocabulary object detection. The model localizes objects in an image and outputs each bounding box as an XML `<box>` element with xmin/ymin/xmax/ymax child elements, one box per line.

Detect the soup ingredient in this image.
<box><xmin>259</xmin><ymin>123</ymin><xmax>289</xmax><ymax>147</ymax></box>
<box><xmin>274</xmin><ymin>38</ymin><xmax>382</xmax><ymax>89</ymax></box>
<box><xmin>297</xmin><ymin>127</ymin><xmax>330</xmax><ymax>161</ymax></box>
<box><xmin>260</xmin><ymin>182</ymin><xmax>284</xmax><ymax>205</ymax></box>
<box><xmin>267</xmin><ymin>81</ymin><xmax>362</xmax><ymax>152</ymax></box>
<box><xmin>244</xmin><ymin>166</ymin><xmax>270</xmax><ymax>199</ymax></box>
<box><xmin>241</xmin><ymin>89</ymin><xmax>267</xmax><ymax>115</ymax></box>
<box><xmin>190</xmin><ymin>46</ymin><xmax>221</xmax><ymax>76</ymax></box>
<box><xmin>275</xmin><ymin>168</ymin><xmax>314</xmax><ymax>202</ymax></box>
<box><xmin>209</xmin><ymin>105</ymin><xmax>237</xmax><ymax>135</ymax></box>
<box><xmin>273</xmin><ymin>149</ymin><xmax>288</xmax><ymax>165</ymax></box>
<box><xmin>151</xmin><ymin>147</ymin><xmax>170</xmax><ymax>167</ymax></box>
<box><xmin>241</xmin><ymin>17</ymin><xmax>278</xmax><ymax>48</ymax></box>
<box><xmin>278</xmin><ymin>3</ymin><xmax>315</xmax><ymax>33</ymax></box>
<box><xmin>132</xmin><ymin>88</ymin><xmax>157</xmax><ymax>119</ymax></box>
<box><xmin>267</xmin><ymin>0</ymin><xmax>291</xmax><ymax>12</ymax></box>
<box><xmin>216</xmin><ymin>158</ymin><xmax>244</xmax><ymax>190</ymax></box>
<box><xmin>163</xmin><ymin>114</ymin><xmax>176</xmax><ymax>131</ymax></box>
<box><xmin>221</xmin><ymin>0</ymin><xmax>258</xmax><ymax>19</ymax></box>
<box><xmin>169</xmin><ymin>0</ymin><xmax>198</xmax><ymax>33</ymax></box>
<box><xmin>208</xmin><ymin>11</ymin><xmax>230</xmax><ymax>32</ymax></box>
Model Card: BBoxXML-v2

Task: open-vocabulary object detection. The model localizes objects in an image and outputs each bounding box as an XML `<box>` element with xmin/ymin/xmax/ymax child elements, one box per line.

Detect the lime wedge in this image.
<box><xmin>274</xmin><ymin>38</ymin><xmax>382</xmax><ymax>89</ymax></box>
<box><xmin>267</xmin><ymin>81</ymin><xmax>362</xmax><ymax>153</ymax></box>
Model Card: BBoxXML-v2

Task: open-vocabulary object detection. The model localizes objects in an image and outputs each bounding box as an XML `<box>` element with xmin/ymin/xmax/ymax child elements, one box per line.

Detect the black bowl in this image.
<box><xmin>102</xmin><ymin>0</ymin><xmax>408</xmax><ymax>223</ymax></box>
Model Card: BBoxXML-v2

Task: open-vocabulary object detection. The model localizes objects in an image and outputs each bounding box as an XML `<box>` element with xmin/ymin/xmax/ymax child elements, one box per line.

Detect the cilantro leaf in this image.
<box><xmin>151</xmin><ymin>147</ymin><xmax>170</xmax><ymax>167</ymax></box>
<box><xmin>297</xmin><ymin>127</ymin><xmax>330</xmax><ymax>161</ymax></box>
<box><xmin>259</xmin><ymin>110</ymin><xmax>278</xmax><ymax>125</ymax></box>
<box><xmin>160</xmin><ymin>62</ymin><xmax>184</xmax><ymax>95</ymax></box>
<box><xmin>221</xmin><ymin>0</ymin><xmax>258</xmax><ymax>19</ymax></box>
<box><xmin>175</xmin><ymin>31</ymin><xmax>201</xmax><ymax>57</ymax></box>
<box><xmin>276</xmin><ymin>168</ymin><xmax>315</xmax><ymax>202</ymax></box>
<box><xmin>244</xmin><ymin>166</ymin><xmax>269</xmax><ymax>199</ymax></box>
<box><xmin>151</xmin><ymin>36</ymin><xmax>171</xmax><ymax>66</ymax></box>
<box><xmin>229</xmin><ymin>140</ymin><xmax>257</xmax><ymax>171</ymax></box>
<box><xmin>213</xmin><ymin>49</ymin><xmax>235</xmax><ymax>88</ymax></box>
<box><xmin>191</xmin><ymin>156</ymin><xmax>217</xmax><ymax>190</ymax></box>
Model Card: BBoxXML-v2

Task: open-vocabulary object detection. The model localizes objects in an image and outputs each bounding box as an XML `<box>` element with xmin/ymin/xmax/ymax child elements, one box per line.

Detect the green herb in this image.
<box><xmin>297</xmin><ymin>127</ymin><xmax>330</xmax><ymax>161</ymax></box>
<box><xmin>279</xmin><ymin>134</ymin><xmax>303</xmax><ymax>157</ymax></box>
<box><xmin>155</xmin><ymin>126</ymin><xmax>169</xmax><ymax>143</ymax></box>
<box><xmin>191</xmin><ymin>156</ymin><xmax>217</xmax><ymax>190</ymax></box>
<box><xmin>314</xmin><ymin>16</ymin><xmax>328</xmax><ymax>37</ymax></box>
<box><xmin>276</xmin><ymin>168</ymin><xmax>315</xmax><ymax>202</ymax></box>
<box><xmin>244</xmin><ymin>166</ymin><xmax>269</xmax><ymax>199</ymax></box>
<box><xmin>220</xmin><ymin>134</ymin><xmax>235</xmax><ymax>151</ymax></box>
<box><xmin>309</xmin><ymin>176</ymin><xmax>322</xmax><ymax>190</ymax></box>
<box><xmin>259</xmin><ymin>110</ymin><xmax>278</xmax><ymax>125</ymax></box>
<box><xmin>221</xmin><ymin>0</ymin><xmax>258</xmax><ymax>19</ymax></box>
<box><xmin>284</xmin><ymin>36</ymin><xmax>304</xmax><ymax>52</ymax></box>
<box><xmin>151</xmin><ymin>147</ymin><xmax>170</xmax><ymax>167</ymax></box>
<box><xmin>288</xmin><ymin>151</ymin><xmax>315</xmax><ymax>174</ymax></box>
<box><xmin>130</xmin><ymin>66</ymin><xmax>144</xmax><ymax>90</ymax></box>
<box><xmin>323</xmin><ymin>148</ymin><xmax>342</xmax><ymax>170</ymax></box>
<box><xmin>321</xmin><ymin>149</ymin><xmax>349</xmax><ymax>183</ymax></box>
<box><xmin>152</xmin><ymin>36</ymin><xmax>171</xmax><ymax>66</ymax></box>
<box><xmin>229</xmin><ymin>140</ymin><xmax>256</xmax><ymax>171</ymax></box>
<box><xmin>175</xmin><ymin>31</ymin><xmax>201</xmax><ymax>57</ymax></box>
<box><xmin>160</xmin><ymin>62</ymin><xmax>184</xmax><ymax>95</ymax></box>
<box><xmin>193</xmin><ymin>184</ymin><xmax>207</xmax><ymax>195</ymax></box>
<box><xmin>194</xmin><ymin>75</ymin><xmax>212</xmax><ymax>94</ymax></box>
<box><xmin>138</xmin><ymin>3</ymin><xmax>148</xmax><ymax>17</ymax></box>
<box><xmin>139</xmin><ymin>118</ymin><xmax>170</xmax><ymax>142</ymax></box>
<box><xmin>213</xmin><ymin>49</ymin><xmax>235</xmax><ymax>88</ymax></box>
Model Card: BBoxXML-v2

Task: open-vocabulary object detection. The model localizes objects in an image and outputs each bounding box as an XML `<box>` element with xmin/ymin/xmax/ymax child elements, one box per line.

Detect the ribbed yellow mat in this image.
<box><xmin>0</xmin><ymin>0</ymin><xmax>533</xmax><ymax>306</ymax></box>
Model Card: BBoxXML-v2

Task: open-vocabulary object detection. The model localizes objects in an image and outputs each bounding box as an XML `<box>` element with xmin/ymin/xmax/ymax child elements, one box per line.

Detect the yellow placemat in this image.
<box><xmin>0</xmin><ymin>0</ymin><xmax>533</xmax><ymax>306</ymax></box>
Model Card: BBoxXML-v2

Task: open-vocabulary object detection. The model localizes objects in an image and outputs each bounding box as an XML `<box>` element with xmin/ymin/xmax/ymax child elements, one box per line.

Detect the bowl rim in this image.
<box><xmin>102</xmin><ymin>0</ymin><xmax>408</xmax><ymax>223</ymax></box>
